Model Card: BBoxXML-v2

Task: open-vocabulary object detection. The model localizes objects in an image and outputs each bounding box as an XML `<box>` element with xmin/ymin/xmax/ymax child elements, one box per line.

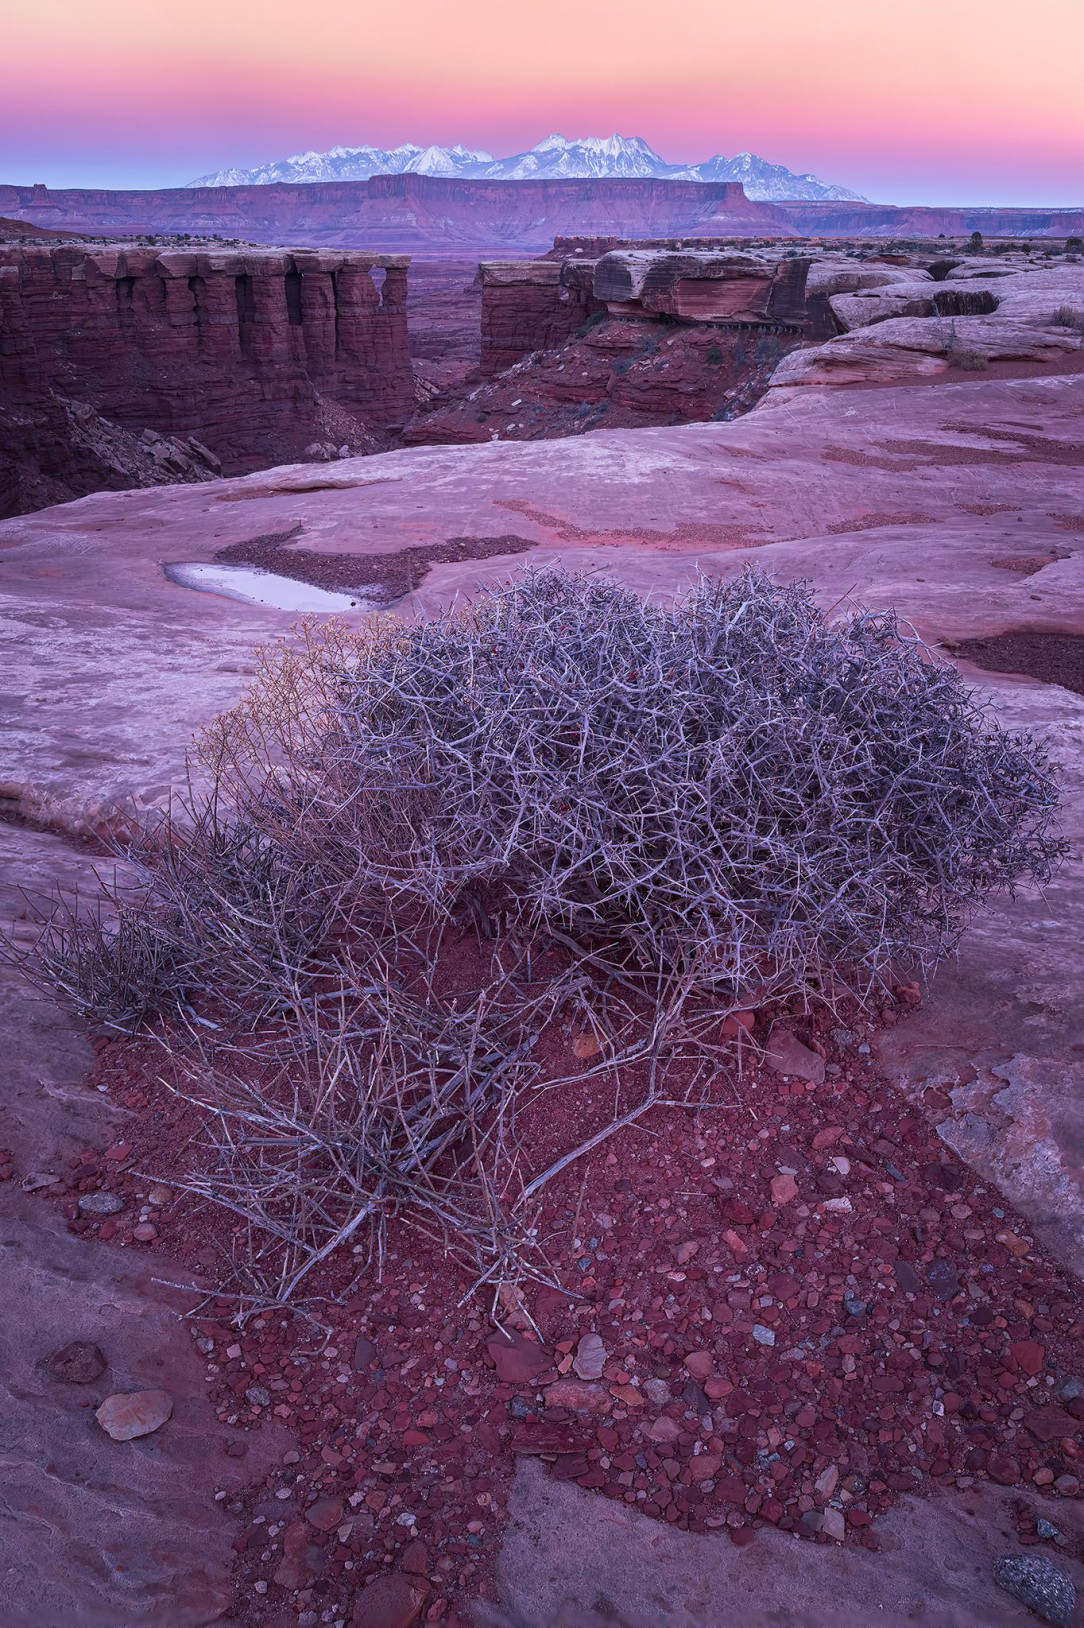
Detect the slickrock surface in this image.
<box><xmin>0</xmin><ymin>831</ymin><xmax>287</xmax><ymax>1625</ymax></box>
<box><xmin>495</xmin><ymin>1460</ymin><xmax>1084</xmax><ymax>1627</ymax></box>
<box><xmin>3</xmin><ymin>370</ymin><xmax>1082</xmax><ymax>1266</ymax></box>
<box><xmin>1</xmin><ymin>362</ymin><xmax>1082</xmax><ymax>1624</ymax></box>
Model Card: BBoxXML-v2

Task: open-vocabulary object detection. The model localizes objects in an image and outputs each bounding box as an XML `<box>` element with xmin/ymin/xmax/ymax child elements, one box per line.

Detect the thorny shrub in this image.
<box><xmin>7</xmin><ymin>569</ymin><xmax>1063</xmax><ymax>1315</ymax></box>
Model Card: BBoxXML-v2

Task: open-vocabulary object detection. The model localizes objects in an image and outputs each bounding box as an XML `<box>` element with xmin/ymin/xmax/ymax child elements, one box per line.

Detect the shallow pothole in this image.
<box><xmin>952</xmin><ymin>631</ymin><xmax>1084</xmax><ymax>696</ymax></box>
<box><xmin>164</xmin><ymin>562</ymin><xmax>375</xmax><ymax>613</ymax></box>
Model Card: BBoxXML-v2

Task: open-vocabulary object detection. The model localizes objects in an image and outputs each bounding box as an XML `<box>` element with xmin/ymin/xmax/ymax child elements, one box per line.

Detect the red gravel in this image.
<box><xmin>33</xmin><ymin>988</ymin><xmax>1084</xmax><ymax>1625</ymax></box>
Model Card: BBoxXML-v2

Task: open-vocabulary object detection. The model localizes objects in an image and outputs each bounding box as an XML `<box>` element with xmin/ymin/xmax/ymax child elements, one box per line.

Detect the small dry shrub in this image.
<box><xmin>1051</xmin><ymin>304</ymin><xmax>1084</xmax><ymax>333</ymax></box>
<box><xmin>9</xmin><ymin>569</ymin><xmax>1063</xmax><ymax>1312</ymax></box>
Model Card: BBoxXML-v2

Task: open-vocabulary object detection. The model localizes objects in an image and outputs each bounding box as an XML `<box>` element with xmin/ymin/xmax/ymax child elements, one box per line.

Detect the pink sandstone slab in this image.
<box><xmin>493</xmin><ymin>1456</ymin><xmax>1084</xmax><ymax>1628</ymax></box>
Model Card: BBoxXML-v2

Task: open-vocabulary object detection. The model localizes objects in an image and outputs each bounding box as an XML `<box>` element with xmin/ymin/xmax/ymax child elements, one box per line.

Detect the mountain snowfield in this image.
<box><xmin>188</xmin><ymin>134</ymin><xmax>867</xmax><ymax>202</ymax></box>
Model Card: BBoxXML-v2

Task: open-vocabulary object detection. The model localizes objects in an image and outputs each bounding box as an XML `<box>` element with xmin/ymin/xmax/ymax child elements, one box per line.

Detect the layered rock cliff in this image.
<box><xmin>0</xmin><ymin>178</ymin><xmax>785</xmax><ymax>253</ymax></box>
<box><xmin>0</xmin><ymin>245</ymin><xmax>413</xmax><ymax>514</ymax></box>
<box><xmin>1</xmin><ymin>177</ymin><xmax>1080</xmax><ymax>254</ymax></box>
<box><xmin>478</xmin><ymin>260</ymin><xmax>602</xmax><ymax>375</ymax></box>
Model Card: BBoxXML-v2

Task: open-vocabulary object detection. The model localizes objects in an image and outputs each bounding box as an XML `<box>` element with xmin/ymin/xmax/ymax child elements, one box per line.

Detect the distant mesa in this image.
<box><xmin>187</xmin><ymin>133</ymin><xmax>867</xmax><ymax>204</ymax></box>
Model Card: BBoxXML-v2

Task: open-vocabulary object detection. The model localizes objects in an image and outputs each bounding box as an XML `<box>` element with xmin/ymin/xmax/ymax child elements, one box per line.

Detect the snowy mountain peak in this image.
<box><xmin>188</xmin><ymin>135</ymin><xmax>867</xmax><ymax>201</ymax></box>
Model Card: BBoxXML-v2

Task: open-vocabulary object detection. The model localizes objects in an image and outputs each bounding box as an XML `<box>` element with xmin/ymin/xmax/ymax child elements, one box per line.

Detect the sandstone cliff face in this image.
<box><xmin>479</xmin><ymin>260</ymin><xmax>602</xmax><ymax>376</ymax></box>
<box><xmin>0</xmin><ymin>245</ymin><xmax>413</xmax><ymax>513</ymax></box>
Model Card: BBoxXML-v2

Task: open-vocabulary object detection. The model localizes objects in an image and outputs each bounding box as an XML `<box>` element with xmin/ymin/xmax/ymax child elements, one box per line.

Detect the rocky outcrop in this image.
<box><xmin>408</xmin><ymin>317</ymin><xmax>800</xmax><ymax>445</ymax></box>
<box><xmin>764</xmin><ymin>257</ymin><xmax>1084</xmax><ymax>398</ymax></box>
<box><xmin>591</xmin><ymin>248</ymin><xmax>814</xmax><ymax>324</ymax></box>
<box><xmin>0</xmin><ymin>244</ymin><xmax>412</xmax><ymax>513</ymax></box>
<box><xmin>479</xmin><ymin>260</ymin><xmax>601</xmax><ymax>375</ymax></box>
<box><xmin>410</xmin><ymin>248</ymin><xmax>820</xmax><ymax>442</ymax></box>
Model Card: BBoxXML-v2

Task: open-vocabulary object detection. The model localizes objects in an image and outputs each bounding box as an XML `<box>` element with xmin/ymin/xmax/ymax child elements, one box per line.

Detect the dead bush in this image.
<box><xmin>8</xmin><ymin>568</ymin><xmax>1063</xmax><ymax>1315</ymax></box>
<box><xmin>1051</xmin><ymin>304</ymin><xmax>1084</xmax><ymax>333</ymax></box>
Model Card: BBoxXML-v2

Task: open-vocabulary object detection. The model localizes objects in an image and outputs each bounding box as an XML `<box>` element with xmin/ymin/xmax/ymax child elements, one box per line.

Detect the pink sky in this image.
<box><xmin>4</xmin><ymin>0</ymin><xmax>1081</xmax><ymax>203</ymax></box>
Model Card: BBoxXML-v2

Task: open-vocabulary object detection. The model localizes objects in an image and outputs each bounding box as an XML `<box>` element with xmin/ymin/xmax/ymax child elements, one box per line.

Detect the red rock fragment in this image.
<box><xmin>542</xmin><ymin>1378</ymin><xmax>609</xmax><ymax>1414</ymax></box>
<box><xmin>766</xmin><ymin>1028</ymin><xmax>825</xmax><ymax>1085</ymax></box>
<box><xmin>306</xmin><ymin>1496</ymin><xmax>344</xmax><ymax>1532</ymax></box>
<box><xmin>400</xmin><ymin>1539</ymin><xmax>428</xmax><ymax>1575</ymax></box>
<box><xmin>1009</xmin><ymin>1340</ymin><xmax>1045</xmax><ymax>1376</ymax></box>
<box><xmin>704</xmin><ymin>1377</ymin><xmax>733</xmax><ymax>1400</ymax></box>
<box><xmin>486</xmin><ymin>1330</ymin><xmax>548</xmax><ymax>1383</ymax></box>
<box><xmin>351</xmin><ymin>1572</ymin><xmax>429</xmax><ymax>1628</ymax></box>
<box><xmin>719</xmin><ymin>1197</ymin><xmax>756</xmax><ymax>1227</ymax></box>
<box><xmin>689</xmin><ymin>1454</ymin><xmax>722</xmax><ymax>1482</ymax></box>
<box><xmin>812</xmin><ymin>1127</ymin><xmax>845</xmax><ymax>1150</ymax></box>
<box><xmin>1024</xmin><ymin>1405</ymin><xmax>1080</xmax><ymax>1444</ymax></box>
<box><xmin>352</xmin><ymin>1335</ymin><xmax>378</xmax><ymax>1371</ymax></box>
<box><xmin>770</xmin><ymin>1173</ymin><xmax>799</xmax><ymax>1207</ymax></box>
<box><xmin>273</xmin><ymin>1521</ymin><xmax>322</xmax><ymax>1589</ymax></box>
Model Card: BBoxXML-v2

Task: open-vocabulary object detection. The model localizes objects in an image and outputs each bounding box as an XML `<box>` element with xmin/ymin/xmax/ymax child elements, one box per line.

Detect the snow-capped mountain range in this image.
<box><xmin>188</xmin><ymin>134</ymin><xmax>867</xmax><ymax>202</ymax></box>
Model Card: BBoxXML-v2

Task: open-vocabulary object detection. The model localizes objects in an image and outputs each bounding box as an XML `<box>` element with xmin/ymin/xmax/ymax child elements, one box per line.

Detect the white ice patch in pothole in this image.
<box><xmin>164</xmin><ymin>562</ymin><xmax>374</xmax><ymax>613</ymax></box>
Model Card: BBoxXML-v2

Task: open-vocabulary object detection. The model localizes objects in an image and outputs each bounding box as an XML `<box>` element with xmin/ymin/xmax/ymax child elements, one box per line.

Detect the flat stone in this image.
<box><xmin>1024</xmin><ymin>1405</ymin><xmax>1080</xmax><ymax>1444</ymax></box>
<box><xmin>821</xmin><ymin>1508</ymin><xmax>846</xmax><ymax>1541</ymax></box>
<box><xmin>646</xmin><ymin>1416</ymin><xmax>681</xmax><ymax>1443</ymax></box>
<box><xmin>894</xmin><ymin>1260</ymin><xmax>921</xmax><ymax>1294</ymax></box>
<box><xmin>928</xmin><ymin>1258</ymin><xmax>960</xmax><ymax>1300</ymax></box>
<box><xmin>1010</xmin><ymin>1339</ymin><xmax>1046</xmax><ymax>1376</ymax></box>
<box><xmin>350</xmin><ymin>1571</ymin><xmax>429</xmax><ymax>1627</ymax></box>
<box><xmin>273</xmin><ymin>1520</ymin><xmax>319</xmax><ymax>1590</ymax></box>
<box><xmin>352</xmin><ymin>1334</ymin><xmax>378</xmax><ymax>1371</ymax></box>
<box><xmin>543</xmin><ymin>1379</ymin><xmax>609</xmax><ymax>1414</ymax></box>
<box><xmin>43</xmin><ymin>1339</ymin><xmax>107</xmax><ymax>1384</ymax></box>
<box><xmin>487</xmin><ymin>1330</ymin><xmax>549</xmax><ymax>1384</ymax></box>
<box><xmin>765</xmin><ymin>1028</ymin><xmax>825</xmax><ymax>1085</ymax></box>
<box><xmin>21</xmin><ymin>1171</ymin><xmax>61</xmax><ymax>1192</ymax></box>
<box><xmin>770</xmin><ymin>1173</ymin><xmax>799</xmax><ymax>1207</ymax></box>
<box><xmin>305</xmin><ymin>1496</ymin><xmax>344</xmax><ymax>1532</ymax></box>
<box><xmin>95</xmin><ymin>1389</ymin><xmax>173</xmax><ymax>1441</ymax></box>
<box><xmin>993</xmin><ymin>1555</ymin><xmax>1076</xmax><ymax>1627</ymax></box>
<box><xmin>77</xmin><ymin>1191</ymin><xmax>125</xmax><ymax>1216</ymax></box>
<box><xmin>752</xmin><ymin>1325</ymin><xmax>776</xmax><ymax>1347</ymax></box>
<box><xmin>572</xmin><ymin>1332</ymin><xmax>607</xmax><ymax>1381</ymax></box>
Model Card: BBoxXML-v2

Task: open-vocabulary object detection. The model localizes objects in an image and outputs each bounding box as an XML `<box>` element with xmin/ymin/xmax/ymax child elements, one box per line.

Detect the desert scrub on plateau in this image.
<box><xmin>8</xmin><ymin>568</ymin><xmax>1064</xmax><ymax>1315</ymax></box>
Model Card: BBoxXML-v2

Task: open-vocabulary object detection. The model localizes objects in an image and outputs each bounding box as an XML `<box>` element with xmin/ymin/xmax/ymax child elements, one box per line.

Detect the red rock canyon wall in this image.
<box><xmin>0</xmin><ymin>245</ymin><xmax>413</xmax><ymax>512</ymax></box>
